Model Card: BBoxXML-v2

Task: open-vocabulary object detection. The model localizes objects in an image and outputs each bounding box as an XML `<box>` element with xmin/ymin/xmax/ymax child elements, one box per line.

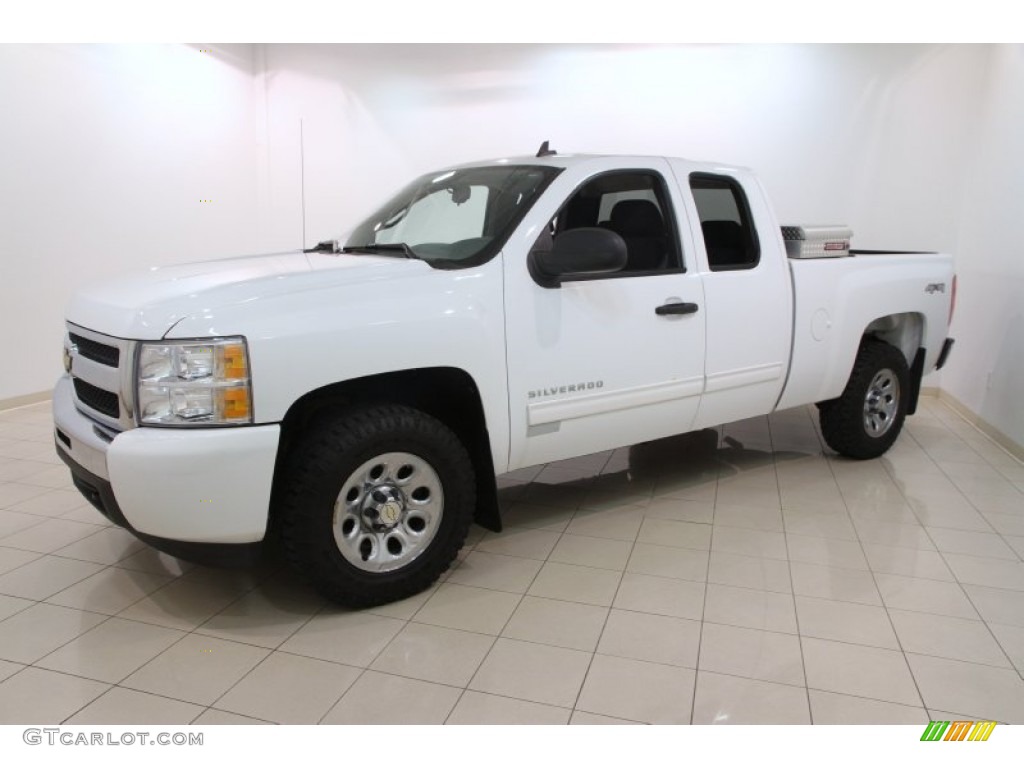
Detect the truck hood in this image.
<box><xmin>66</xmin><ymin>251</ymin><xmax>430</xmax><ymax>340</ymax></box>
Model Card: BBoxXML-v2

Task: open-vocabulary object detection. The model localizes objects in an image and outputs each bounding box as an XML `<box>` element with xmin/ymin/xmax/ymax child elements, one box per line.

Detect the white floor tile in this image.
<box><xmin>121</xmin><ymin>634</ymin><xmax>269</xmax><ymax>706</ymax></box>
<box><xmin>529</xmin><ymin>561</ymin><xmax>621</xmax><ymax>607</ymax></box>
<box><xmin>786</xmin><ymin>533</ymin><xmax>869</xmax><ymax>570</ymax></box>
<box><xmin>0</xmin><ymin>396</ymin><xmax>1019</xmax><ymax>727</ymax></box>
<box><xmin>791</xmin><ymin>562</ymin><xmax>882</xmax><ymax>605</ymax></box>
<box><xmin>627</xmin><ymin>542</ymin><xmax>708</xmax><ymax>582</ymax></box>
<box><xmin>474</xmin><ymin>526</ymin><xmax>561</xmax><ymax>560</ymax></box>
<box><xmin>446</xmin><ymin>690</ymin><xmax>571</xmax><ymax>725</ymax></box>
<box><xmin>195</xmin><ymin>580</ymin><xmax>324</xmax><ymax>648</ymax></box>
<box><xmin>889</xmin><ymin>609</ymin><xmax>1013</xmax><ymax>667</ymax></box>
<box><xmin>116</xmin><ymin>571</ymin><xmax>258</xmax><ymax>631</ymax></box>
<box><xmin>469</xmin><ymin>638</ymin><xmax>591</xmax><ymax>708</ymax></box>
<box><xmin>46</xmin><ymin>567</ymin><xmax>174</xmax><ymax>615</ymax></box>
<box><xmin>0</xmin><ymin>602</ymin><xmax>107</xmax><ymax>663</ymax></box>
<box><xmin>279</xmin><ymin>609</ymin><xmax>404</xmax><ymax>666</ymax></box>
<box><xmin>613</xmin><ymin>573</ymin><xmax>705</xmax><ymax>619</ymax></box>
<box><xmin>942</xmin><ymin>553</ymin><xmax>1024</xmax><ymax>591</ymax></box>
<box><xmin>693</xmin><ymin>671</ymin><xmax>810</xmax><ymax>724</ymax></box>
<box><xmin>808</xmin><ymin>689</ymin><xmax>928</xmax><ymax>724</ymax></box>
<box><xmin>0</xmin><ymin>660</ymin><xmax>24</xmax><ymax>683</ymax></box>
<box><xmin>861</xmin><ymin>542</ymin><xmax>956</xmax><ymax>582</ymax></box>
<box><xmin>987</xmin><ymin>623</ymin><xmax>1024</xmax><ymax>671</ymax></box>
<box><xmin>703</xmin><ymin>583</ymin><xmax>798</xmax><ymax>634</ymax></box>
<box><xmin>926</xmin><ymin>527</ymin><xmax>1019</xmax><ymax>561</ymax></box>
<box><xmin>707</xmin><ymin>551</ymin><xmax>792</xmax><ymax>593</ymax></box>
<box><xmin>698</xmin><ymin>622</ymin><xmax>804</xmax><ymax>686</ymax></box>
<box><xmin>446</xmin><ymin>550</ymin><xmax>543</xmax><ymax>593</ymax></box>
<box><xmin>907</xmin><ymin>653</ymin><xmax>1024</xmax><ymax>724</ymax></box>
<box><xmin>576</xmin><ymin>653</ymin><xmax>695</xmax><ymax>724</ymax></box>
<box><xmin>0</xmin><ymin>546</ymin><xmax>40</xmax><ymax>577</ymax></box>
<box><xmin>638</xmin><ymin>518</ymin><xmax>711</xmax><ymax>550</ymax></box>
<box><xmin>794</xmin><ymin>596</ymin><xmax>899</xmax><ymax>649</ymax></box>
<box><xmin>802</xmin><ymin>637</ymin><xmax>921</xmax><ymax>707</ymax></box>
<box><xmin>371</xmin><ymin>622</ymin><xmax>494</xmax><ymax>686</ymax></box>
<box><xmin>962</xmin><ymin>584</ymin><xmax>1024</xmax><ymax>627</ymax></box>
<box><xmin>501</xmin><ymin>596</ymin><xmax>608</xmax><ymax>652</ymax></box>
<box><xmin>712</xmin><ymin>504</ymin><xmax>784</xmax><ymax>532</ymax></box>
<box><xmin>37</xmin><ymin>617</ymin><xmax>185</xmax><ymax>683</ymax></box>
<box><xmin>322</xmin><ymin>670</ymin><xmax>460</xmax><ymax>724</ymax></box>
<box><xmin>215</xmin><ymin>651</ymin><xmax>360</xmax><ymax>724</ymax></box>
<box><xmin>597</xmin><ymin>609</ymin><xmax>700</xmax><ymax>668</ymax></box>
<box><xmin>550</xmin><ymin>533</ymin><xmax>633</xmax><ymax>570</ymax></box>
<box><xmin>0</xmin><ymin>554</ymin><xmax>105</xmax><ymax>600</ymax></box>
<box><xmin>67</xmin><ymin>686</ymin><xmax>203</xmax><ymax>725</ymax></box>
<box><xmin>192</xmin><ymin>708</ymin><xmax>273</xmax><ymax>725</ymax></box>
<box><xmin>875</xmin><ymin>573</ymin><xmax>979</xmax><ymax>619</ymax></box>
<box><xmin>0</xmin><ymin>667</ymin><xmax>109</xmax><ymax>724</ymax></box>
<box><xmin>414</xmin><ymin>583</ymin><xmax>521</xmax><ymax>634</ymax></box>
<box><xmin>569</xmin><ymin>710</ymin><xmax>641</xmax><ymax>725</ymax></box>
<box><xmin>711</xmin><ymin>526</ymin><xmax>788</xmax><ymax>560</ymax></box>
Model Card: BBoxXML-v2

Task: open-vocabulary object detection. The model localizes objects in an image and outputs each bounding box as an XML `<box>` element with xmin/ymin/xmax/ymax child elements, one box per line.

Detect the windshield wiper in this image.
<box><xmin>342</xmin><ymin>243</ymin><xmax>420</xmax><ymax>259</ymax></box>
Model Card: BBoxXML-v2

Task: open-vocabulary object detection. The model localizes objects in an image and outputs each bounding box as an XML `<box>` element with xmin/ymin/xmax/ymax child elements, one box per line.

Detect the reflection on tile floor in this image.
<box><xmin>0</xmin><ymin>397</ymin><xmax>1022</xmax><ymax>725</ymax></box>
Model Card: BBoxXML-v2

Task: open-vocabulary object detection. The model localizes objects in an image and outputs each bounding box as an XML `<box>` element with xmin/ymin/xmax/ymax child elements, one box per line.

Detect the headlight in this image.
<box><xmin>136</xmin><ymin>337</ymin><xmax>252</xmax><ymax>426</ymax></box>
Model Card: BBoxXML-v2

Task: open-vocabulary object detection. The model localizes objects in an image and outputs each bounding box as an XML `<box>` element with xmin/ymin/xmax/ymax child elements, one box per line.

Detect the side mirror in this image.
<box><xmin>530</xmin><ymin>227</ymin><xmax>628</xmax><ymax>288</ymax></box>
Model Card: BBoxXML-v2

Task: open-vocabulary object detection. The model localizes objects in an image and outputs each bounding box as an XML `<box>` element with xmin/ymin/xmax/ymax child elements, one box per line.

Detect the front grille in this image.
<box><xmin>73</xmin><ymin>378</ymin><xmax>120</xmax><ymax>419</ymax></box>
<box><xmin>70</xmin><ymin>333</ymin><xmax>120</xmax><ymax>367</ymax></box>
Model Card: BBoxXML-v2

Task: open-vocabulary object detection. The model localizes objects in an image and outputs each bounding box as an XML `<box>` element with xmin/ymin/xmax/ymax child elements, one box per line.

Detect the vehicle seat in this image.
<box><xmin>701</xmin><ymin>220</ymin><xmax>746</xmax><ymax>268</ymax></box>
<box><xmin>606</xmin><ymin>200</ymin><xmax>668</xmax><ymax>271</ymax></box>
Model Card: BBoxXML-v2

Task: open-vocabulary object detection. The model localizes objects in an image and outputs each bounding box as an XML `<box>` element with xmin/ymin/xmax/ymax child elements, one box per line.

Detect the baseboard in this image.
<box><xmin>936</xmin><ymin>388</ymin><xmax>1024</xmax><ymax>463</ymax></box>
<box><xmin>0</xmin><ymin>390</ymin><xmax>51</xmax><ymax>412</ymax></box>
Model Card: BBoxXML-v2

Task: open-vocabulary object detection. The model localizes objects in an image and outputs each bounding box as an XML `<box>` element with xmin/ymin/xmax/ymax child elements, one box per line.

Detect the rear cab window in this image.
<box><xmin>690</xmin><ymin>173</ymin><xmax>760</xmax><ymax>271</ymax></box>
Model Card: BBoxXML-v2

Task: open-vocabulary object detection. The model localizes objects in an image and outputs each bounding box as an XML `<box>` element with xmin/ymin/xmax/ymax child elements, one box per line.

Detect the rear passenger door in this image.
<box><xmin>504</xmin><ymin>160</ymin><xmax>707</xmax><ymax>469</ymax></box>
<box><xmin>677</xmin><ymin>166</ymin><xmax>792</xmax><ymax>428</ymax></box>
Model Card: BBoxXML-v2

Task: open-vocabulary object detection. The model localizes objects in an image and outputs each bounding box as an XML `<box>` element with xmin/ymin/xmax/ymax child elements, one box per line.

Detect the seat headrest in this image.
<box><xmin>701</xmin><ymin>220</ymin><xmax>743</xmax><ymax>247</ymax></box>
<box><xmin>609</xmin><ymin>200</ymin><xmax>665</xmax><ymax>237</ymax></box>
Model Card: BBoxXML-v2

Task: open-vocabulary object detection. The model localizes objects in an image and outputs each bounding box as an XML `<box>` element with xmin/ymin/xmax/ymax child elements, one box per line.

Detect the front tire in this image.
<box><xmin>278</xmin><ymin>404</ymin><xmax>475</xmax><ymax>607</ymax></box>
<box><xmin>819</xmin><ymin>339</ymin><xmax>909</xmax><ymax>460</ymax></box>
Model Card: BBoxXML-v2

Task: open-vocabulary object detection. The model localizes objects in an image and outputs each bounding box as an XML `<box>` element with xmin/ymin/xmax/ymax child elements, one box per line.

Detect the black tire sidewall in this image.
<box><xmin>281</xmin><ymin>406</ymin><xmax>475</xmax><ymax>605</ymax></box>
<box><xmin>820</xmin><ymin>340</ymin><xmax>910</xmax><ymax>459</ymax></box>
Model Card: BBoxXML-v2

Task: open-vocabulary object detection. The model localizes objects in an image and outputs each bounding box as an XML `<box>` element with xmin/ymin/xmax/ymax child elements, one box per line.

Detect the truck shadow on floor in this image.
<box><xmin>497</xmin><ymin>428</ymin><xmax>813</xmax><ymax>521</ymax></box>
<box><xmin>115</xmin><ymin>430</ymin><xmax>816</xmax><ymax>624</ymax></box>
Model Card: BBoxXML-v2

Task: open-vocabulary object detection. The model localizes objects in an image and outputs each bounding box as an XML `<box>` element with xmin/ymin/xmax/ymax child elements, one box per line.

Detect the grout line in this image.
<box><xmin>769</xmin><ymin>405</ymin><xmax>814</xmax><ymax>723</ymax></box>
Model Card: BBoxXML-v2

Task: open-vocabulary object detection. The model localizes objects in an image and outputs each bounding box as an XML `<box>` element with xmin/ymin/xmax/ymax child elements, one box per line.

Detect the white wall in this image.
<box><xmin>941</xmin><ymin>45</ymin><xmax>1024</xmax><ymax>449</ymax></box>
<box><xmin>0</xmin><ymin>44</ymin><xmax>262</xmax><ymax>402</ymax></box>
<box><xmin>3</xmin><ymin>44</ymin><xmax>1021</xmax><ymax>451</ymax></box>
<box><xmin>261</xmin><ymin>44</ymin><xmax>988</xmax><ymax>256</ymax></box>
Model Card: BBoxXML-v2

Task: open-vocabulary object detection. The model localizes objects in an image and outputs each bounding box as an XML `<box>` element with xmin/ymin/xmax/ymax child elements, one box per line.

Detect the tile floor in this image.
<box><xmin>0</xmin><ymin>397</ymin><xmax>1022</xmax><ymax>725</ymax></box>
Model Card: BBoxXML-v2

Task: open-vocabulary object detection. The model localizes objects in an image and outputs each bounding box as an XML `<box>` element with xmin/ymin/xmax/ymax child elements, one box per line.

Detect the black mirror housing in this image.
<box><xmin>530</xmin><ymin>227</ymin><xmax>627</xmax><ymax>288</ymax></box>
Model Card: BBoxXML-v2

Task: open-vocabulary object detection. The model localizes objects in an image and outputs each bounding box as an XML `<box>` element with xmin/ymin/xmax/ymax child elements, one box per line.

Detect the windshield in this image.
<box><xmin>345</xmin><ymin>164</ymin><xmax>561</xmax><ymax>268</ymax></box>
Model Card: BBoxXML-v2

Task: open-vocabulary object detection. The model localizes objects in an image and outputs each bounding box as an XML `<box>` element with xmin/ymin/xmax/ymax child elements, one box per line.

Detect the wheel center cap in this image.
<box><xmin>380</xmin><ymin>500</ymin><xmax>403</xmax><ymax>526</ymax></box>
<box><xmin>363</xmin><ymin>485</ymin><xmax>405</xmax><ymax>531</ymax></box>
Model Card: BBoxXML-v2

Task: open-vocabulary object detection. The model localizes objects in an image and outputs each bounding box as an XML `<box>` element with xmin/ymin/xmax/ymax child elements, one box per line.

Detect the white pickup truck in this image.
<box><xmin>53</xmin><ymin>148</ymin><xmax>956</xmax><ymax>606</ymax></box>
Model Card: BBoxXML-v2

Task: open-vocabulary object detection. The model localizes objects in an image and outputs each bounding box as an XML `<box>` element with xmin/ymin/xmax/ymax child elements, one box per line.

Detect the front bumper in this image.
<box><xmin>53</xmin><ymin>375</ymin><xmax>280</xmax><ymax>546</ymax></box>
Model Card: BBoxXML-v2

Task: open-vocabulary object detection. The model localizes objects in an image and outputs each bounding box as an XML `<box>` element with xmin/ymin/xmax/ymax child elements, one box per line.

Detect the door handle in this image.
<box><xmin>655</xmin><ymin>302</ymin><xmax>699</xmax><ymax>316</ymax></box>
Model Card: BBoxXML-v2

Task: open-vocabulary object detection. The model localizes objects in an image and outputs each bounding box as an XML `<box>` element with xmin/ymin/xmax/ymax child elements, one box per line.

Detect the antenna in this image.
<box><xmin>536</xmin><ymin>140</ymin><xmax>557</xmax><ymax>157</ymax></box>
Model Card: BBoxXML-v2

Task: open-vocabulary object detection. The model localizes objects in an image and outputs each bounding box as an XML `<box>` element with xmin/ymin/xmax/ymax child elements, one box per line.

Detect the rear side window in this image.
<box><xmin>690</xmin><ymin>174</ymin><xmax>760</xmax><ymax>271</ymax></box>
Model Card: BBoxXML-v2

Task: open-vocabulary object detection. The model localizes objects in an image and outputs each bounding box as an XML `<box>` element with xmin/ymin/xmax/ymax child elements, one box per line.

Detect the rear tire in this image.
<box><xmin>819</xmin><ymin>339</ymin><xmax>909</xmax><ymax>460</ymax></box>
<box><xmin>278</xmin><ymin>404</ymin><xmax>475</xmax><ymax>607</ymax></box>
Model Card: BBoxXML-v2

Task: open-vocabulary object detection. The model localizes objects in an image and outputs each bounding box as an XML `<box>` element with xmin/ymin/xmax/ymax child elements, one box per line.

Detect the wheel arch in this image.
<box><xmin>862</xmin><ymin>312</ymin><xmax>927</xmax><ymax>414</ymax></box>
<box><xmin>863</xmin><ymin>311</ymin><xmax>926</xmax><ymax>365</ymax></box>
<box><xmin>272</xmin><ymin>367</ymin><xmax>501</xmax><ymax>533</ymax></box>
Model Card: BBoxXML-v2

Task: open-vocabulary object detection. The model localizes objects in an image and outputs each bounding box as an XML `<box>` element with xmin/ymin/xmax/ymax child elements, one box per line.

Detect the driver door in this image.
<box><xmin>503</xmin><ymin>160</ymin><xmax>707</xmax><ymax>469</ymax></box>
